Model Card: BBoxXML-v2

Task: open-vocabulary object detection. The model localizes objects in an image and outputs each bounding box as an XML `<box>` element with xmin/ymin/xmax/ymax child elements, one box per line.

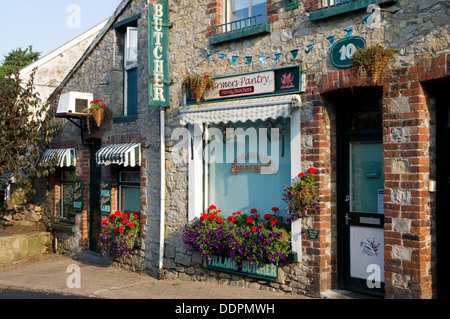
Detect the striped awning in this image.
<box><xmin>96</xmin><ymin>143</ymin><xmax>141</xmax><ymax>167</ymax></box>
<box><xmin>180</xmin><ymin>94</ymin><xmax>301</xmax><ymax>125</ymax></box>
<box><xmin>40</xmin><ymin>149</ymin><xmax>76</xmax><ymax>167</ymax></box>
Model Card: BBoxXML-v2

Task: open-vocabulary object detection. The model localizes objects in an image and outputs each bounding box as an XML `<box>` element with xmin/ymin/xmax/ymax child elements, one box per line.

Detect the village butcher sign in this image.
<box><xmin>207</xmin><ymin>254</ymin><xmax>278</xmax><ymax>280</ymax></box>
<box><xmin>148</xmin><ymin>0</ymin><xmax>170</xmax><ymax>107</ymax></box>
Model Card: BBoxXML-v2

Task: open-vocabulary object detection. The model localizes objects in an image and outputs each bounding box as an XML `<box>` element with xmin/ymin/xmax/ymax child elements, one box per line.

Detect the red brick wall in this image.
<box><xmin>301</xmin><ymin>53</ymin><xmax>449</xmax><ymax>298</ymax></box>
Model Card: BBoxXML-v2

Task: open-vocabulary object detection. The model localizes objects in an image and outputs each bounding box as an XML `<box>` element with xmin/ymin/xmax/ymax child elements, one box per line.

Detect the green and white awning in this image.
<box><xmin>40</xmin><ymin>148</ymin><xmax>76</xmax><ymax>167</ymax></box>
<box><xmin>96</xmin><ymin>143</ymin><xmax>141</xmax><ymax>167</ymax></box>
<box><xmin>180</xmin><ymin>94</ymin><xmax>301</xmax><ymax>125</ymax></box>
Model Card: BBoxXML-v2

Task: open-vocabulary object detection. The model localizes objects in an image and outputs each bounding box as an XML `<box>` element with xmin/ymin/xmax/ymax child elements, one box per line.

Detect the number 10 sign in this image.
<box><xmin>330</xmin><ymin>36</ymin><xmax>366</xmax><ymax>69</ymax></box>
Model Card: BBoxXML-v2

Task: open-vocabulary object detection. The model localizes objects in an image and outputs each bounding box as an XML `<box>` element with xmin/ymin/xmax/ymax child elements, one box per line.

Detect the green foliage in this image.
<box><xmin>0</xmin><ymin>65</ymin><xmax>60</xmax><ymax>198</ymax></box>
<box><xmin>1</xmin><ymin>46</ymin><xmax>41</xmax><ymax>84</ymax></box>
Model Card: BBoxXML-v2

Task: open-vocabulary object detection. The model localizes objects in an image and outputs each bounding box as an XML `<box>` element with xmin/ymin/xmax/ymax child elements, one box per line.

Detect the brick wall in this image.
<box><xmin>300</xmin><ymin>53</ymin><xmax>449</xmax><ymax>298</ymax></box>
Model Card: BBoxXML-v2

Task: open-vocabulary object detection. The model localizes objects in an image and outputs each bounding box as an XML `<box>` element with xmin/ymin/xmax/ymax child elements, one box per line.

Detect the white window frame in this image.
<box><xmin>187</xmin><ymin>102</ymin><xmax>302</xmax><ymax>257</ymax></box>
<box><xmin>124</xmin><ymin>26</ymin><xmax>138</xmax><ymax>117</ymax></box>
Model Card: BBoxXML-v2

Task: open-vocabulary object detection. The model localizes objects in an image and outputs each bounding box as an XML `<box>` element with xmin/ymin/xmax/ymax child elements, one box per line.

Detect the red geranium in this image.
<box><xmin>252</xmin><ymin>227</ymin><xmax>257</xmax><ymax>232</ymax></box>
<box><xmin>102</xmin><ymin>219</ymin><xmax>108</xmax><ymax>225</ymax></box>
<box><xmin>298</xmin><ymin>172</ymin><xmax>304</xmax><ymax>178</ymax></box>
<box><xmin>270</xmin><ymin>217</ymin><xmax>278</xmax><ymax>225</ymax></box>
<box><xmin>264</xmin><ymin>214</ymin><xmax>272</xmax><ymax>220</ymax></box>
<box><xmin>250</xmin><ymin>208</ymin><xmax>258</xmax><ymax>214</ymax></box>
<box><xmin>246</xmin><ymin>216</ymin><xmax>254</xmax><ymax>224</ymax></box>
<box><xmin>134</xmin><ymin>215</ymin><xmax>139</xmax><ymax>219</ymax></box>
<box><xmin>115</xmin><ymin>211</ymin><xmax>121</xmax><ymax>217</ymax></box>
<box><xmin>227</xmin><ymin>216</ymin><xmax>236</xmax><ymax>222</ymax></box>
<box><xmin>209</xmin><ymin>205</ymin><xmax>216</xmax><ymax>210</ymax></box>
<box><xmin>216</xmin><ymin>217</ymin><xmax>223</xmax><ymax>224</ymax></box>
<box><xmin>118</xmin><ymin>226</ymin><xmax>124</xmax><ymax>234</ymax></box>
<box><xmin>128</xmin><ymin>223</ymin><xmax>135</xmax><ymax>228</ymax></box>
<box><xmin>210</xmin><ymin>213</ymin><xmax>217</xmax><ymax>220</ymax></box>
<box><xmin>271</xmin><ymin>207</ymin><xmax>279</xmax><ymax>212</ymax></box>
<box><xmin>122</xmin><ymin>213</ymin><xmax>128</xmax><ymax>219</ymax></box>
<box><xmin>307</xmin><ymin>167</ymin><xmax>316</xmax><ymax>174</ymax></box>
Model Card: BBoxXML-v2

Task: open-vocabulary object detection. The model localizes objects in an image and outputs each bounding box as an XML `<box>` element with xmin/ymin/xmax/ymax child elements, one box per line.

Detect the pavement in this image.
<box><xmin>0</xmin><ymin>251</ymin><xmax>313</xmax><ymax>300</ymax></box>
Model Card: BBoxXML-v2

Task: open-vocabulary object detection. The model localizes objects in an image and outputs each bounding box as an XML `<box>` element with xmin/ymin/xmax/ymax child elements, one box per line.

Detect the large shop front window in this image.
<box><xmin>208</xmin><ymin>119</ymin><xmax>291</xmax><ymax>219</ymax></box>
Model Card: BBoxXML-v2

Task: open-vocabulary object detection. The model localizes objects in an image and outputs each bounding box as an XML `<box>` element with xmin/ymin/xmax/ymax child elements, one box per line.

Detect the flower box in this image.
<box><xmin>49</xmin><ymin>216</ymin><xmax>76</xmax><ymax>233</ymax></box>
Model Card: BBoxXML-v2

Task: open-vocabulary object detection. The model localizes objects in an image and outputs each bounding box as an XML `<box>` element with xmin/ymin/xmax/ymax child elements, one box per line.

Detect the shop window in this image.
<box><xmin>60</xmin><ymin>170</ymin><xmax>76</xmax><ymax>218</ymax></box>
<box><xmin>119</xmin><ymin>170</ymin><xmax>141</xmax><ymax>213</ymax></box>
<box><xmin>207</xmin><ymin>119</ymin><xmax>291</xmax><ymax>218</ymax></box>
<box><xmin>309</xmin><ymin>0</ymin><xmax>398</xmax><ymax>21</ymax></box>
<box><xmin>209</xmin><ymin>0</ymin><xmax>271</xmax><ymax>45</ymax></box>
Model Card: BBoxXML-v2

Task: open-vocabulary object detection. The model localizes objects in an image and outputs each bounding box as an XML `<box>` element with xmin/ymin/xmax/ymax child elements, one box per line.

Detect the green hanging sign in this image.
<box><xmin>100</xmin><ymin>180</ymin><xmax>111</xmax><ymax>214</ymax></box>
<box><xmin>148</xmin><ymin>0</ymin><xmax>170</xmax><ymax>107</ymax></box>
<box><xmin>330</xmin><ymin>36</ymin><xmax>366</xmax><ymax>69</ymax></box>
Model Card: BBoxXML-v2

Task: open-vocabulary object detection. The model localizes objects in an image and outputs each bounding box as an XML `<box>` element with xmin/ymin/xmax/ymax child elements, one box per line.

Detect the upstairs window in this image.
<box><xmin>226</xmin><ymin>0</ymin><xmax>267</xmax><ymax>28</ymax></box>
<box><xmin>124</xmin><ymin>26</ymin><xmax>138</xmax><ymax>117</ymax></box>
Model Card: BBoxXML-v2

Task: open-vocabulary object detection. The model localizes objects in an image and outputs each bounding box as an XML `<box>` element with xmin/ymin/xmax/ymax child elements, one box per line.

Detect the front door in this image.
<box><xmin>335</xmin><ymin>87</ymin><xmax>385</xmax><ymax>297</ymax></box>
<box><xmin>89</xmin><ymin>140</ymin><xmax>102</xmax><ymax>253</ymax></box>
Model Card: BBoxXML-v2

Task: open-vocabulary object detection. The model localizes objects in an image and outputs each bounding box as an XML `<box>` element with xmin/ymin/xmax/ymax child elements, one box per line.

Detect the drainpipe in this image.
<box><xmin>159</xmin><ymin>106</ymin><xmax>166</xmax><ymax>278</ymax></box>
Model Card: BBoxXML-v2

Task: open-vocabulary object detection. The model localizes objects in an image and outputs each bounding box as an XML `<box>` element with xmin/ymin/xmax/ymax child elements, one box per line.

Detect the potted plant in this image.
<box><xmin>183</xmin><ymin>73</ymin><xmax>215</xmax><ymax>104</ymax></box>
<box><xmin>98</xmin><ymin>210</ymin><xmax>140</xmax><ymax>260</ymax></box>
<box><xmin>84</xmin><ymin>99</ymin><xmax>112</xmax><ymax>133</ymax></box>
<box><xmin>282</xmin><ymin>167</ymin><xmax>320</xmax><ymax>221</ymax></box>
<box><xmin>351</xmin><ymin>43</ymin><xmax>396</xmax><ymax>85</ymax></box>
<box><xmin>182</xmin><ymin>205</ymin><xmax>291</xmax><ymax>266</ymax></box>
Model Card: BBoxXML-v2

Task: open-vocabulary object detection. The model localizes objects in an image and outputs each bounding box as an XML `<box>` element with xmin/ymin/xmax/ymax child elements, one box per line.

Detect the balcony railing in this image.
<box><xmin>209</xmin><ymin>14</ymin><xmax>270</xmax><ymax>45</ymax></box>
<box><xmin>214</xmin><ymin>14</ymin><xmax>268</xmax><ymax>35</ymax></box>
<box><xmin>309</xmin><ymin>0</ymin><xmax>398</xmax><ymax>21</ymax></box>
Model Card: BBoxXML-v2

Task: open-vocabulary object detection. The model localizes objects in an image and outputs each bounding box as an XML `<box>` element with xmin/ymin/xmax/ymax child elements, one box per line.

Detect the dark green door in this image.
<box><xmin>335</xmin><ymin>87</ymin><xmax>385</xmax><ymax>297</ymax></box>
<box><xmin>89</xmin><ymin>140</ymin><xmax>102</xmax><ymax>253</ymax></box>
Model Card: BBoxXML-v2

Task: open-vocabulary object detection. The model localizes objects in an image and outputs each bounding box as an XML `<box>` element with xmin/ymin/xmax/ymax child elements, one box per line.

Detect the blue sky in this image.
<box><xmin>0</xmin><ymin>0</ymin><xmax>122</xmax><ymax>63</ymax></box>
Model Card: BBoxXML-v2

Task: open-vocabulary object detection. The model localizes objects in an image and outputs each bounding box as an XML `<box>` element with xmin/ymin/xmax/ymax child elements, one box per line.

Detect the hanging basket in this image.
<box><xmin>92</xmin><ymin>108</ymin><xmax>105</xmax><ymax>127</ymax></box>
<box><xmin>190</xmin><ymin>81</ymin><xmax>208</xmax><ymax>104</ymax></box>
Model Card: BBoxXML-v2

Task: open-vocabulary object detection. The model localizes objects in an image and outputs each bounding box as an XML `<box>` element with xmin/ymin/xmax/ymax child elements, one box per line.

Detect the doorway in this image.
<box><xmin>333</xmin><ymin>87</ymin><xmax>385</xmax><ymax>297</ymax></box>
<box><xmin>89</xmin><ymin>140</ymin><xmax>102</xmax><ymax>253</ymax></box>
<box><xmin>433</xmin><ymin>80</ymin><xmax>450</xmax><ymax>299</ymax></box>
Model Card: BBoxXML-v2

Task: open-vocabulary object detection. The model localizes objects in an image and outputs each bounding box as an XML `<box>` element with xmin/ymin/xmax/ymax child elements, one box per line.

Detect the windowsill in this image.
<box><xmin>113</xmin><ymin>114</ymin><xmax>137</xmax><ymax>123</ymax></box>
<box><xmin>209</xmin><ymin>23</ymin><xmax>271</xmax><ymax>45</ymax></box>
<box><xmin>309</xmin><ymin>0</ymin><xmax>398</xmax><ymax>21</ymax></box>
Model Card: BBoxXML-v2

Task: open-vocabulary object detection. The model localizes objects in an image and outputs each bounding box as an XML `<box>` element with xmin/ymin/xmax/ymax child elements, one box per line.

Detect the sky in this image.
<box><xmin>0</xmin><ymin>0</ymin><xmax>123</xmax><ymax>63</ymax></box>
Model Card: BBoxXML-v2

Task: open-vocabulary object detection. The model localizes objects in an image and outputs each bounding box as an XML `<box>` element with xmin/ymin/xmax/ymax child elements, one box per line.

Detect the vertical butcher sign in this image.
<box><xmin>149</xmin><ymin>0</ymin><xmax>170</xmax><ymax>107</ymax></box>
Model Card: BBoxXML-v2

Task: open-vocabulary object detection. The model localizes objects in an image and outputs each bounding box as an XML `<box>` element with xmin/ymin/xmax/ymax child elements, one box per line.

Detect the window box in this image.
<box><xmin>50</xmin><ymin>216</ymin><xmax>76</xmax><ymax>233</ymax></box>
<box><xmin>209</xmin><ymin>15</ymin><xmax>271</xmax><ymax>45</ymax></box>
<box><xmin>309</xmin><ymin>0</ymin><xmax>398</xmax><ymax>21</ymax></box>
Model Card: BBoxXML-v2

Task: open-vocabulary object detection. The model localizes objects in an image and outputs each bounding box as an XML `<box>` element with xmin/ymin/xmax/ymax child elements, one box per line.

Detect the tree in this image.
<box><xmin>0</xmin><ymin>46</ymin><xmax>41</xmax><ymax>83</ymax></box>
<box><xmin>0</xmin><ymin>65</ymin><xmax>60</xmax><ymax>200</ymax></box>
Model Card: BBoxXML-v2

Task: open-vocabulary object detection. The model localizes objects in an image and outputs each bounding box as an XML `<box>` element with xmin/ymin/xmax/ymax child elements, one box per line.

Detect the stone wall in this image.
<box><xmin>0</xmin><ymin>204</ymin><xmax>43</xmax><ymax>227</ymax></box>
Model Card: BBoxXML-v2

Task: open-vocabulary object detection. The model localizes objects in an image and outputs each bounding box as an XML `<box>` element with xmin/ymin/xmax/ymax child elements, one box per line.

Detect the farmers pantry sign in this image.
<box><xmin>204</xmin><ymin>71</ymin><xmax>275</xmax><ymax>100</ymax></box>
<box><xmin>186</xmin><ymin>65</ymin><xmax>301</xmax><ymax>104</ymax></box>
